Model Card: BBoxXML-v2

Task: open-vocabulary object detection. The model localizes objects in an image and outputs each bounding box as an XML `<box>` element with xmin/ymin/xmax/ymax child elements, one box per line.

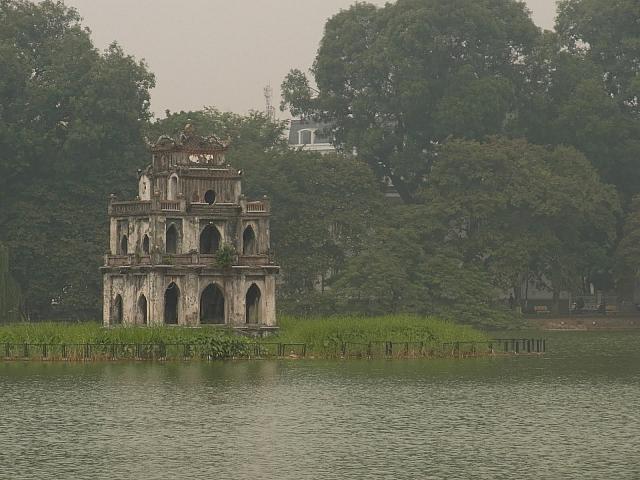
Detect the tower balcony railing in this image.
<box><xmin>109</xmin><ymin>201</ymin><xmax>152</xmax><ymax>216</ymax></box>
<box><xmin>109</xmin><ymin>198</ymin><xmax>188</xmax><ymax>216</ymax></box>
<box><xmin>240</xmin><ymin>196</ymin><xmax>271</xmax><ymax>215</ymax></box>
<box><xmin>160</xmin><ymin>200</ymin><xmax>181</xmax><ymax>212</ymax></box>
<box><xmin>189</xmin><ymin>203</ymin><xmax>241</xmax><ymax>216</ymax></box>
<box><xmin>246</xmin><ymin>201</ymin><xmax>267</xmax><ymax>213</ymax></box>
<box><xmin>104</xmin><ymin>252</ymin><xmax>273</xmax><ymax>268</ymax></box>
<box><xmin>109</xmin><ymin>197</ymin><xmax>272</xmax><ymax>217</ymax></box>
<box><xmin>237</xmin><ymin>255</ymin><xmax>271</xmax><ymax>266</ymax></box>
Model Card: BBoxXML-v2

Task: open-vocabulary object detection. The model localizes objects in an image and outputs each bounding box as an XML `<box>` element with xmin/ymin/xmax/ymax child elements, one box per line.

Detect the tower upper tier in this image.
<box><xmin>138</xmin><ymin>126</ymin><xmax>243</xmax><ymax>205</ymax></box>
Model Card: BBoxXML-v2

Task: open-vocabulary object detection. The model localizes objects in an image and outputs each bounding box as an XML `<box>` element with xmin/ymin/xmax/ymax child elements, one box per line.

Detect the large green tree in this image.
<box><xmin>281</xmin><ymin>0</ymin><xmax>540</xmax><ymax>203</ymax></box>
<box><xmin>424</xmin><ymin>137</ymin><xmax>619</xmax><ymax>312</ymax></box>
<box><xmin>236</xmin><ymin>150</ymin><xmax>384</xmax><ymax>313</ymax></box>
<box><xmin>336</xmin><ymin>137</ymin><xmax>619</xmax><ymax>320</ymax></box>
<box><xmin>332</xmin><ymin>205</ymin><xmax>504</xmax><ymax>325</ymax></box>
<box><xmin>0</xmin><ymin>0</ymin><xmax>154</xmax><ymax>319</ymax></box>
<box><xmin>515</xmin><ymin>29</ymin><xmax>640</xmax><ymax>202</ymax></box>
<box><xmin>556</xmin><ymin>0</ymin><xmax>640</xmax><ymax>112</ymax></box>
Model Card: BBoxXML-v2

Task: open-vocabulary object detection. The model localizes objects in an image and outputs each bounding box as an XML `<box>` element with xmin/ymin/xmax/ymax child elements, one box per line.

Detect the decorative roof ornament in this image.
<box><xmin>149</xmin><ymin>124</ymin><xmax>230</xmax><ymax>154</ymax></box>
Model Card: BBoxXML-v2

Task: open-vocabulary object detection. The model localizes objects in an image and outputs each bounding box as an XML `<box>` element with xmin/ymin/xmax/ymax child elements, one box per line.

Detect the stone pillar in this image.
<box><xmin>184</xmin><ymin>216</ymin><xmax>198</xmax><ymax>253</ymax></box>
<box><xmin>183</xmin><ymin>272</ymin><xmax>199</xmax><ymax>326</ymax></box>
<box><xmin>109</xmin><ymin>218</ymin><xmax>118</xmax><ymax>255</ymax></box>
<box><xmin>229</xmin><ymin>274</ymin><xmax>244</xmax><ymax>326</ymax></box>
<box><xmin>148</xmin><ymin>271</ymin><xmax>164</xmax><ymax>326</ymax></box>
<box><xmin>103</xmin><ymin>274</ymin><xmax>111</xmax><ymax>326</ymax></box>
<box><xmin>264</xmin><ymin>274</ymin><xmax>277</xmax><ymax>326</ymax></box>
<box><xmin>123</xmin><ymin>274</ymin><xmax>135</xmax><ymax>326</ymax></box>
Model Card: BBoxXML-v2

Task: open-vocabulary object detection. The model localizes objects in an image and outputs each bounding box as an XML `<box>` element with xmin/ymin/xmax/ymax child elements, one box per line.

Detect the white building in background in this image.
<box><xmin>287</xmin><ymin>119</ymin><xmax>336</xmax><ymax>154</ymax></box>
<box><xmin>287</xmin><ymin>118</ymin><xmax>400</xmax><ymax>200</ymax></box>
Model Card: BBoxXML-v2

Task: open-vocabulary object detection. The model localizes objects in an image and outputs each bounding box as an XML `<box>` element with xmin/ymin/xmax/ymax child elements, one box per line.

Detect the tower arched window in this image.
<box><xmin>112</xmin><ymin>294</ymin><xmax>123</xmax><ymax>325</ymax></box>
<box><xmin>138</xmin><ymin>294</ymin><xmax>148</xmax><ymax>325</ymax></box>
<box><xmin>242</xmin><ymin>225</ymin><xmax>257</xmax><ymax>255</ymax></box>
<box><xmin>120</xmin><ymin>235</ymin><xmax>128</xmax><ymax>255</ymax></box>
<box><xmin>166</xmin><ymin>224</ymin><xmax>178</xmax><ymax>254</ymax></box>
<box><xmin>168</xmin><ymin>175</ymin><xmax>178</xmax><ymax>200</ymax></box>
<box><xmin>142</xmin><ymin>235</ymin><xmax>150</xmax><ymax>254</ymax></box>
<box><xmin>199</xmin><ymin>224</ymin><xmax>221</xmax><ymax>254</ymax></box>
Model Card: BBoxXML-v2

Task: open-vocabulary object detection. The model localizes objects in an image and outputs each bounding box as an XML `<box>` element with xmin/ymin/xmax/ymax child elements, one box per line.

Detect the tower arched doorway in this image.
<box><xmin>242</xmin><ymin>225</ymin><xmax>256</xmax><ymax>255</ymax></box>
<box><xmin>200</xmin><ymin>283</ymin><xmax>225</xmax><ymax>324</ymax></box>
<box><xmin>112</xmin><ymin>294</ymin><xmax>123</xmax><ymax>325</ymax></box>
<box><xmin>166</xmin><ymin>224</ymin><xmax>178</xmax><ymax>254</ymax></box>
<box><xmin>164</xmin><ymin>282</ymin><xmax>180</xmax><ymax>325</ymax></box>
<box><xmin>246</xmin><ymin>284</ymin><xmax>261</xmax><ymax>324</ymax></box>
<box><xmin>137</xmin><ymin>294</ymin><xmax>148</xmax><ymax>325</ymax></box>
<box><xmin>200</xmin><ymin>225</ymin><xmax>221</xmax><ymax>254</ymax></box>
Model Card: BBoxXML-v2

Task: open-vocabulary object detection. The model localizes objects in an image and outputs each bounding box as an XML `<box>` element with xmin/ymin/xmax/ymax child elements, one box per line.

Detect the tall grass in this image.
<box><xmin>0</xmin><ymin>316</ymin><xmax>488</xmax><ymax>358</ymax></box>
<box><xmin>0</xmin><ymin>323</ymin><xmax>252</xmax><ymax>358</ymax></box>
<box><xmin>272</xmin><ymin>314</ymin><xmax>488</xmax><ymax>354</ymax></box>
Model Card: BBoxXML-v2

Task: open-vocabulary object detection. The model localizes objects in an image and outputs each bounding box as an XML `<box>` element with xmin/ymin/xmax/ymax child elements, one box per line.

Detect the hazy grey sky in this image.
<box><xmin>64</xmin><ymin>0</ymin><xmax>558</xmax><ymax>118</ymax></box>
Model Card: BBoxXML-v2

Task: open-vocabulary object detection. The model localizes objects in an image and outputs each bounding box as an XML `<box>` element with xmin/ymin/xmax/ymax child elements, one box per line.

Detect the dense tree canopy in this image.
<box><xmin>2</xmin><ymin>0</ymin><xmax>640</xmax><ymax>324</ymax></box>
<box><xmin>332</xmin><ymin>205</ymin><xmax>505</xmax><ymax>325</ymax></box>
<box><xmin>331</xmin><ymin>137</ymin><xmax>619</xmax><ymax>319</ymax></box>
<box><xmin>556</xmin><ymin>0</ymin><xmax>640</xmax><ymax>111</ymax></box>
<box><xmin>282</xmin><ymin>0</ymin><xmax>541</xmax><ymax>202</ymax></box>
<box><xmin>237</xmin><ymin>150</ymin><xmax>383</xmax><ymax>311</ymax></box>
<box><xmin>0</xmin><ymin>0</ymin><xmax>154</xmax><ymax>319</ymax></box>
<box><xmin>515</xmin><ymin>30</ymin><xmax>640</xmax><ymax>201</ymax></box>
<box><xmin>278</xmin><ymin>0</ymin><xmax>640</xmax><ymax>318</ymax></box>
<box><xmin>424</xmin><ymin>138</ymin><xmax>619</xmax><ymax>310</ymax></box>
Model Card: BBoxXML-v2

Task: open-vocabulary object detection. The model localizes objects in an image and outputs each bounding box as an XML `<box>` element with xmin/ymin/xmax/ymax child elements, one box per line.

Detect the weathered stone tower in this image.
<box><xmin>101</xmin><ymin>126</ymin><xmax>279</xmax><ymax>329</ymax></box>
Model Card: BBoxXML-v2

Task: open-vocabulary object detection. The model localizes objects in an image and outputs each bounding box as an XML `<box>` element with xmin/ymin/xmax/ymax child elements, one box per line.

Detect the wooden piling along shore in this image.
<box><xmin>0</xmin><ymin>338</ymin><xmax>546</xmax><ymax>361</ymax></box>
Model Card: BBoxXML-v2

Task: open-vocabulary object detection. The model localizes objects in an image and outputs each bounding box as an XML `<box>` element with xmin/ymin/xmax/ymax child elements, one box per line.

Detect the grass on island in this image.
<box><xmin>270</xmin><ymin>315</ymin><xmax>489</xmax><ymax>356</ymax></box>
<box><xmin>0</xmin><ymin>322</ymin><xmax>251</xmax><ymax>358</ymax></box>
<box><xmin>0</xmin><ymin>315</ymin><xmax>488</xmax><ymax>358</ymax></box>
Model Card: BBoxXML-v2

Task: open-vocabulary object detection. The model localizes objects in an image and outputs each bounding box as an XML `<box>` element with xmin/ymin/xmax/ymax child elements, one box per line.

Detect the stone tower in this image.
<box><xmin>101</xmin><ymin>127</ymin><xmax>279</xmax><ymax>330</ymax></box>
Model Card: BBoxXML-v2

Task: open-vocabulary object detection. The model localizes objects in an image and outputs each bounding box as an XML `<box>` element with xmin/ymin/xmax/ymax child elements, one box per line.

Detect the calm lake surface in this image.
<box><xmin>1</xmin><ymin>331</ymin><xmax>639</xmax><ymax>479</ymax></box>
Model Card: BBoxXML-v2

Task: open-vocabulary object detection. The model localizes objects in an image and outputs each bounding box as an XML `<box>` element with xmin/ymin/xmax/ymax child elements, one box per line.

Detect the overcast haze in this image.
<box><xmin>64</xmin><ymin>0</ymin><xmax>559</xmax><ymax>118</ymax></box>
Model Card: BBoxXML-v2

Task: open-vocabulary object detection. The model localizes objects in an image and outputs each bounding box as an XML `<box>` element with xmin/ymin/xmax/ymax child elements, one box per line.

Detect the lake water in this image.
<box><xmin>1</xmin><ymin>331</ymin><xmax>639</xmax><ymax>479</ymax></box>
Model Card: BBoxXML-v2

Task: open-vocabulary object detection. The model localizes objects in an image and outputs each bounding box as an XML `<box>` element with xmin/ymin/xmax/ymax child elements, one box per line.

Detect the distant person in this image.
<box><xmin>508</xmin><ymin>293</ymin><xmax>515</xmax><ymax>310</ymax></box>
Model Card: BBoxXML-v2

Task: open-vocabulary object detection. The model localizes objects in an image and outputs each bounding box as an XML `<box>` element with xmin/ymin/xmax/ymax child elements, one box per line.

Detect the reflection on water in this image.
<box><xmin>1</xmin><ymin>331</ymin><xmax>639</xmax><ymax>479</ymax></box>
